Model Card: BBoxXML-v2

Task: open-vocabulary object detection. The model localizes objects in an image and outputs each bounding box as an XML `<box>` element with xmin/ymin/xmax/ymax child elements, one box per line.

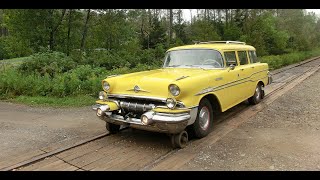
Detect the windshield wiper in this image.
<box><xmin>167</xmin><ymin>65</ymin><xmax>182</xmax><ymax>67</ymax></box>
<box><xmin>184</xmin><ymin>65</ymin><xmax>206</xmax><ymax>70</ymax></box>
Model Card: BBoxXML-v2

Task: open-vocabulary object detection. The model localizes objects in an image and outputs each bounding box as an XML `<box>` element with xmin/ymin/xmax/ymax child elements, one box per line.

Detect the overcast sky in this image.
<box><xmin>182</xmin><ymin>9</ymin><xmax>320</xmax><ymax>22</ymax></box>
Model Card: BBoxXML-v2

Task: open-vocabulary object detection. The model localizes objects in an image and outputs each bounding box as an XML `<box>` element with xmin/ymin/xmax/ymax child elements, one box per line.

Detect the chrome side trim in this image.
<box><xmin>175</xmin><ymin>75</ymin><xmax>189</xmax><ymax>81</ymax></box>
<box><xmin>195</xmin><ymin>69</ymin><xmax>268</xmax><ymax>96</ymax></box>
<box><xmin>195</xmin><ymin>76</ymin><xmax>269</xmax><ymax>96</ymax></box>
<box><xmin>195</xmin><ymin>87</ymin><xmax>216</xmax><ymax>96</ymax></box>
<box><xmin>215</xmin><ymin>77</ymin><xmax>223</xmax><ymax>81</ymax></box>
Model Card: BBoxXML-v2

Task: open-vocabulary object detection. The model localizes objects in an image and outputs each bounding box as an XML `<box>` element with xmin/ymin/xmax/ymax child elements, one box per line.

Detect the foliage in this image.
<box><xmin>260</xmin><ymin>48</ymin><xmax>320</xmax><ymax>70</ymax></box>
<box><xmin>1</xmin><ymin>9</ymin><xmax>320</xmax><ymax>106</ymax></box>
<box><xmin>19</xmin><ymin>51</ymin><xmax>76</xmax><ymax>77</ymax></box>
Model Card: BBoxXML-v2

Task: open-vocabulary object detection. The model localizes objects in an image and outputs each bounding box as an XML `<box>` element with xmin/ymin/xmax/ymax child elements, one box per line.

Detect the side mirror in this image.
<box><xmin>229</xmin><ymin>64</ymin><xmax>235</xmax><ymax>70</ymax></box>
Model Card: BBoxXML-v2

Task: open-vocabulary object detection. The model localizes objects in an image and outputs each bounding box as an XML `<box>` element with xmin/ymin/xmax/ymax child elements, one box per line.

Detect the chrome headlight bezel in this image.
<box><xmin>99</xmin><ymin>91</ymin><xmax>107</xmax><ymax>100</ymax></box>
<box><xmin>103</xmin><ymin>81</ymin><xmax>110</xmax><ymax>91</ymax></box>
<box><xmin>169</xmin><ymin>84</ymin><xmax>180</xmax><ymax>96</ymax></box>
<box><xmin>166</xmin><ymin>98</ymin><xmax>176</xmax><ymax>109</ymax></box>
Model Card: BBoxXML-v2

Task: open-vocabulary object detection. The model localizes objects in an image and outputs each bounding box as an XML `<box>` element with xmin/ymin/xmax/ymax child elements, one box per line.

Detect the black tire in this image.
<box><xmin>191</xmin><ymin>98</ymin><xmax>214</xmax><ymax>138</ymax></box>
<box><xmin>106</xmin><ymin>122</ymin><xmax>120</xmax><ymax>134</ymax></box>
<box><xmin>171</xmin><ymin>131</ymin><xmax>188</xmax><ymax>149</ymax></box>
<box><xmin>170</xmin><ymin>135</ymin><xmax>177</xmax><ymax>149</ymax></box>
<box><xmin>248</xmin><ymin>84</ymin><xmax>264</xmax><ymax>105</ymax></box>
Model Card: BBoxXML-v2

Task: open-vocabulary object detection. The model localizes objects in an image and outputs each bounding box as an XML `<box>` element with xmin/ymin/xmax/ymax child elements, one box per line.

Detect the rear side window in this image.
<box><xmin>237</xmin><ymin>51</ymin><xmax>249</xmax><ymax>65</ymax></box>
<box><xmin>224</xmin><ymin>51</ymin><xmax>237</xmax><ymax>66</ymax></box>
<box><xmin>249</xmin><ymin>51</ymin><xmax>259</xmax><ymax>63</ymax></box>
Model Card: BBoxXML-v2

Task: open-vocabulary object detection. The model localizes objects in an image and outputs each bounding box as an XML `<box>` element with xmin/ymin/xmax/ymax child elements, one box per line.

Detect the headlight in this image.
<box><xmin>169</xmin><ymin>84</ymin><xmax>180</xmax><ymax>96</ymax></box>
<box><xmin>99</xmin><ymin>91</ymin><xmax>107</xmax><ymax>100</ymax></box>
<box><xmin>103</xmin><ymin>81</ymin><xmax>110</xmax><ymax>91</ymax></box>
<box><xmin>166</xmin><ymin>98</ymin><xmax>176</xmax><ymax>109</ymax></box>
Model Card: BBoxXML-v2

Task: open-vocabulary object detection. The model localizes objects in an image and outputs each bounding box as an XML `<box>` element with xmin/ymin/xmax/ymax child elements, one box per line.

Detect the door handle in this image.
<box><xmin>251</xmin><ymin>67</ymin><xmax>255</xmax><ymax>68</ymax></box>
<box><xmin>240</xmin><ymin>69</ymin><xmax>244</xmax><ymax>71</ymax></box>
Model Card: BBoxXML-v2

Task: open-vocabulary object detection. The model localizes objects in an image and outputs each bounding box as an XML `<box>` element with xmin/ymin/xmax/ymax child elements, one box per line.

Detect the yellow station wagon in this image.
<box><xmin>92</xmin><ymin>41</ymin><xmax>272</xmax><ymax>148</ymax></box>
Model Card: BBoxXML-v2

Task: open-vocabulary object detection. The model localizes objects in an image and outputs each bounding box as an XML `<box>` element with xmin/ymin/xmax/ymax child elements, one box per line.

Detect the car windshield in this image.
<box><xmin>163</xmin><ymin>49</ymin><xmax>224</xmax><ymax>69</ymax></box>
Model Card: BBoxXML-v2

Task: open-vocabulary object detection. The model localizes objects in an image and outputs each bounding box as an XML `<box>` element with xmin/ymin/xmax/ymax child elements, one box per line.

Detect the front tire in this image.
<box><xmin>106</xmin><ymin>122</ymin><xmax>120</xmax><ymax>134</ymax></box>
<box><xmin>191</xmin><ymin>98</ymin><xmax>214</xmax><ymax>138</ymax></box>
<box><xmin>248</xmin><ymin>84</ymin><xmax>264</xmax><ymax>105</ymax></box>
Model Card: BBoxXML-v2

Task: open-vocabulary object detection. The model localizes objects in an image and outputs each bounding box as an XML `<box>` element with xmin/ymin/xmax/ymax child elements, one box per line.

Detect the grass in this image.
<box><xmin>260</xmin><ymin>48</ymin><xmax>320</xmax><ymax>70</ymax></box>
<box><xmin>9</xmin><ymin>95</ymin><xmax>96</xmax><ymax>107</ymax></box>
<box><xmin>0</xmin><ymin>56</ymin><xmax>31</xmax><ymax>66</ymax></box>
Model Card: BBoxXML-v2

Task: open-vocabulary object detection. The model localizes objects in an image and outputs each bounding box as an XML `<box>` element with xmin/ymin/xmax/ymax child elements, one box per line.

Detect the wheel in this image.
<box><xmin>248</xmin><ymin>84</ymin><xmax>264</xmax><ymax>105</ymax></box>
<box><xmin>106</xmin><ymin>122</ymin><xmax>120</xmax><ymax>134</ymax></box>
<box><xmin>170</xmin><ymin>135</ymin><xmax>177</xmax><ymax>149</ymax></box>
<box><xmin>171</xmin><ymin>131</ymin><xmax>188</xmax><ymax>149</ymax></box>
<box><xmin>190</xmin><ymin>98</ymin><xmax>214</xmax><ymax>138</ymax></box>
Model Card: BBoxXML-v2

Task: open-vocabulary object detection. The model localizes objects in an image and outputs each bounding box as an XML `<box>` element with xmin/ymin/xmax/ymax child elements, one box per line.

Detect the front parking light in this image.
<box><xmin>166</xmin><ymin>98</ymin><xmax>176</xmax><ymax>109</ymax></box>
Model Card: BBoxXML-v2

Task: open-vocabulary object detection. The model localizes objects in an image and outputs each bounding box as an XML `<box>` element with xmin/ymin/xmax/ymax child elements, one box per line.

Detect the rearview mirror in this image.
<box><xmin>229</xmin><ymin>64</ymin><xmax>235</xmax><ymax>70</ymax></box>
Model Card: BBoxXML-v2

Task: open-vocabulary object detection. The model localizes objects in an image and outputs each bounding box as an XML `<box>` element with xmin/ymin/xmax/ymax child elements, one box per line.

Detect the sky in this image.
<box><xmin>182</xmin><ymin>9</ymin><xmax>320</xmax><ymax>22</ymax></box>
<box><xmin>306</xmin><ymin>9</ymin><xmax>320</xmax><ymax>16</ymax></box>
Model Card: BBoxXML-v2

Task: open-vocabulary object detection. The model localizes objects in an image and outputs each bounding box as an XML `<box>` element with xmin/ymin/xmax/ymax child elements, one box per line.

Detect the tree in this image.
<box><xmin>80</xmin><ymin>9</ymin><xmax>91</xmax><ymax>52</ymax></box>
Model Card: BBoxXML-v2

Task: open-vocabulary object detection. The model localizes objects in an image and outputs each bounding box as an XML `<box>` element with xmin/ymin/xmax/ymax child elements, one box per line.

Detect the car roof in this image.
<box><xmin>167</xmin><ymin>42</ymin><xmax>256</xmax><ymax>52</ymax></box>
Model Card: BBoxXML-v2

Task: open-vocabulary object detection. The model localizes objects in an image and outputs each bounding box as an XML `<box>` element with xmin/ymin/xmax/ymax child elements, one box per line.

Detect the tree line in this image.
<box><xmin>1</xmin><ymin>9</ymin><xmax>320</xmax><ymax>60</ymax></box>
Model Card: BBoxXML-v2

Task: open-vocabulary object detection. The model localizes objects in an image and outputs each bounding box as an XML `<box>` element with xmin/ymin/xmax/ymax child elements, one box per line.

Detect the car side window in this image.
<box><xmin>224</xmin><ymin>51</ymin><xmax>237</xmax><ymax>66</ymax></box>
<box><xmin>248</xmin><ymin>51</ymin><xmax>259</xmax><ymax>63</ymax></box>
<box><xmin>237</xmin><ymin>51</ymin><xmax>249</xmax><ymax>65</ymax></box>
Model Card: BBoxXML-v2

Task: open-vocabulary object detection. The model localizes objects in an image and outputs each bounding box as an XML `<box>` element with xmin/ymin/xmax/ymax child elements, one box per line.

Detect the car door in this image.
<box><xmin>217</xmin><ymin>51</ymin><xmax>244</xmax><ymax>110</ymax></box>
<box><xmin>236</xmin><ymin>50</ymin><xmax>253</xmax><ymax>99</ymax></box>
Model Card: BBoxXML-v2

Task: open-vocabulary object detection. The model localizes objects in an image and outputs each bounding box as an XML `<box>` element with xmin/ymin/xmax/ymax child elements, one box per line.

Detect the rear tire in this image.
<box><xmin>106</xmin><ymin>122</ymin><xmax>120</xmax><ymax>134</ymax></box>
<box><xmin>248</xmin><ymin>84</ymin><xmax>264</xmax><ymax>105</ymax></box>
<box><xmin>191</xmin><ymin>98</ymin><xmax>214</xmax><ymax>138</ymax></box>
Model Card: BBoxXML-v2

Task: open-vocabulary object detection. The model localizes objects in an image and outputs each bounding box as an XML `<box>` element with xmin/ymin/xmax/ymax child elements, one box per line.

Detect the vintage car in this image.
<box><xmin>92</xmin><ymin>41</ymin><xmax>272</xmax><ymax>148</ymax></box>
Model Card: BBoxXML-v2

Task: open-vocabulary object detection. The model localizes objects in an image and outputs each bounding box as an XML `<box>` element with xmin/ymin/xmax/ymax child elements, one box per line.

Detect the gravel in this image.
<box><xmin>181</xmin><ymin>69</ymin><xmax>320</xmax><ymax>170</ymax></box>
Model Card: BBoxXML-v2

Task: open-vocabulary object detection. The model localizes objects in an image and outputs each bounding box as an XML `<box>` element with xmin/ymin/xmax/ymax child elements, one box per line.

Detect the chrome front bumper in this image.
<box><xmin>92</xmin><ymin>104</ymin><xmax>197</xmax><ymax>134</ymax></box>
<box><xmin>267</xmin><ymin>71</ymin><xmax>273</xmax><ymax>85</ymax></box>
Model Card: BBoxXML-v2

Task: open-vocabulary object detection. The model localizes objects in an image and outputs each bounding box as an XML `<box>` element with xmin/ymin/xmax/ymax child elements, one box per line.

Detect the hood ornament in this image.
<box><xmin>134</xmin><ymin>85</ymin><xmax>140</xmax><ymax>93</ymax></box>
<box><xmin>127</xmin><ymin>85</ymin><xmax>150</xmax><ymax>93</ymax></box>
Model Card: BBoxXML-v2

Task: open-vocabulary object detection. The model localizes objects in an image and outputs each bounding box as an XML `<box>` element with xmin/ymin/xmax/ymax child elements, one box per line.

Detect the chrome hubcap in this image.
<box><xmin>255</xmin><ymin>87</ymin><xmax>261</xmax><ymax>101</ymax></box>
<box><xmin>199</xmin><ymin>106</ymin><xmax>210</xmax><ymax>131</ymax></box>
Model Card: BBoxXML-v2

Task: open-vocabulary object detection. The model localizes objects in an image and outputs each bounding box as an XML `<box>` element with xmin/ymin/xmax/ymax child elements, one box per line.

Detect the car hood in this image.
<box><xmin>105</xmin><ymin>68</ymin><xmax>217</xmax><ymax>99</ymax></box>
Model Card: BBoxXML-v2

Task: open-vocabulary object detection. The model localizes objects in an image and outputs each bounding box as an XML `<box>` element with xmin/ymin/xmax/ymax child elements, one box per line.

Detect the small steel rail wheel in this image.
<box><xmin>106</xmin><ymin>122</ymin><xmax>120</xmax><ymax>134</ymax></box>
<box><xmin>171</xmin><ymin>130</ymin><xmax>188</xmax><ymax>149</ymax></box>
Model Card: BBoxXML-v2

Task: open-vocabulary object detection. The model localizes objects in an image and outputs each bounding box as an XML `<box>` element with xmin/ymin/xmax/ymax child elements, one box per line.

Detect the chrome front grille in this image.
<box><xmin>119</xmin><ymin>101</ymin><xmax>157</xmax><ymax>112</ymax></box>
<box><xmin>108</xmin><ymin>94</ymin><xmax>185</xmax><ymax>114</ymax></box>
<box><xmin>109</xmin><ymin>96</ymin><xmax>165</xmax><ymax>114</ymax></box>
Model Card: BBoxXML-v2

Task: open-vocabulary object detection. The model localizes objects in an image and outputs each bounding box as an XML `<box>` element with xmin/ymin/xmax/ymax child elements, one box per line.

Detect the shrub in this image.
<box><xmin>19</xmin><ymin>51</ymin><xmax>76</xmax><ymax>77</ymax></box>
<box><xmin>260</xmin><ymin>48</ymin><xmax>320</xmax><ymax>70</ymax></box>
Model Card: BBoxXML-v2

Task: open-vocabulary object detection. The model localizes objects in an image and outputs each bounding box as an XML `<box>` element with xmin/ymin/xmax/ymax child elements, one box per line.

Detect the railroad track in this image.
<box><xmin>2</xmin><ymin>56</ymin><xmax>320</xmax><ymax>171</ymax></box>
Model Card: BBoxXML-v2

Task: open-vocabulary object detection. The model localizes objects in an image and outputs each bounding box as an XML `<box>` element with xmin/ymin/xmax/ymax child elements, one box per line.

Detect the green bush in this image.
<box><xmin>0</xmin><ymin>36</ymin><xmax>33</xmax><ymax>59</ymax></box>
<box><xmin>82</xmin><ymin>48</ymin><xmax>164</xmax><ymax>70</ymax></box>
<box><xmin>260</xmin><ymin>49</ymin><xmax>320</xmax><ymax>70</ymax></box>
<box><xmin>84</xmin><ymin>50</ymin><xmax>131</xmax><ymax>69</ymax></box>
<box><xmin>19</xmin><ymin>51</ymin><xmax>76</xmax><ymax>77</ymax></box>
